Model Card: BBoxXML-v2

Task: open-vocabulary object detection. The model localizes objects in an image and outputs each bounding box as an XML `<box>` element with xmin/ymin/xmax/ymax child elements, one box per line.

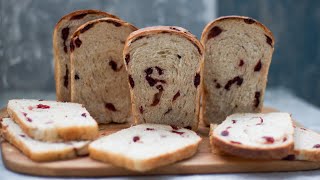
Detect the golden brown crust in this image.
<box><xmin>7</xmin><ymin>107</ymin><xmax>98</xmax><ymax>142</ymax></box>
<box><xmin>124</xmin><ymin>26</ymin><xmax>204</xmax><ymax>56</ymax></box>
<box><xmin>1</xmin><ymin>123</ymin><xmax>89</xmax><ymax>162</ymax></box>
<box><xmin>53</xmin><ymin>10</ymin><xmax>120</xmax><ymax>102</ymax></box>
<box><xmin>201</xmin><ymin>16</ymin><xmax>275</xmax><ymax>47</ymax></box>
<box><xmin>89</xmin><ymin>139</ymin><xmax>201</xmax><ymax>172</ymax></box>
<box><xmin>209</xmin><ymin>125</ymin><xmax>294</xmax><ymax>159</ymax></box>
<box><xmin>295</xmin><ymin>149</ymin><xmax>320</xmax><ymax>162</ymax></box>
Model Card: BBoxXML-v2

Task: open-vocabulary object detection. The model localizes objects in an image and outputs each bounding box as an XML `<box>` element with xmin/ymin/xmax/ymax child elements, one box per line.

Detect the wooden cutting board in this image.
<box><xmin>1</xmin><ymin>107</ymin><xmax>319</xmax><ymax>177</ymax></box>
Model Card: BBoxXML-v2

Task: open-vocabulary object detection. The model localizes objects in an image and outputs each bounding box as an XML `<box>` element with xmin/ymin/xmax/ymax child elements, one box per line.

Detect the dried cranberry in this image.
<box><xmin>156</xmin><ymin>85</ymin><xmax>163</xmax><ymax>91</ymax></box>
<box><xmin>61</xmin><ymin>27</ymin><xmax>69</xmax><ymax>53</ymax></box>
<box><xmin>81</xmin><ymin>113</ymin><xmax>86</xmax><ymax>117</ymax></box>
<box><xmin>171</xmin><ymin>130</ymin><xmax>184</xmax><ymax>135</ymax></box>
<box><xmin>105</xmin><ymin>103</ymin><xmax>117</xmax><ymax>111</ymax></box>
<box><xmin>36</xmin><ymin>104</ymin><xmax>50</xmax><ymax>109</ymax></box>
<box><xmin>194</xmin><ymin>73</ymin><xmax>200</xmax><ymax>87</ymax></box>
<box><xmin>254</xmin><ymin>91</ymin><xmax>261</xmax><ymax>108</ymax></box>
<box><xmin>109</xmin><ymin>60</ymin><xmax>118</xmax><ymax>71</ymax></box>
<box><xmin>232</xmin><ymin>120</ymin><xmax>237</xmax><ymax>124</ymax></box>
<box><xmin>172</xmin><ymin>91</ymin><xmax>180</xmax><ymax>102</ymax></box>
<box><xmin>283</xmin><ymin>137</ymin><xmax>287</xmax><ymax>142</ymax></box>
<box><xmin>20</xmin><ymin>134</ymin><xmax>26</xmax><ymax>138</ymax></box>
<box><xmin>239</xmin><ymin>59</ymin><xmax>244</xmax><ymax>67</ymax></box>
<box><xmin>74</xmin><ymin>74</ymin><xmax>80</xmax><ymax>80</ymax></box>
<box><xmin>177</xmin><ymin>54</ymin><xmax>182</xmax><ymax>59</ymax></box>
<box><xmin>254</xmin><ymin>60</ymin><xmax>262</xmax><ymax>72</ymax></box>
<box><xmin>27</xmin><ymin>117</ymin><xmax>32</xmax><ymax>122</ymax></box>
<box><xmin>256</xmin><ymin>117</ymin><xmax>264</xmax><ymax>125</ymax></box>
<box><xmin>208</xmin><ymin>26</ymin><xmax>222</xmax><ymax>39</ymax></box>
<box><xmin>145</xmin><ymin>67</ymin><xmax>153</xmax><ymax>75</ymax></box>
<box><xmin>170</xmin><ymin>125</ymin><xmax>179</xmax><ymax>130</ymax></box>
<box><xmin>224</xmin><ymin>76</ymin><xmax>243</xmax><ymax>90</ymax></box>
<box><xmin>146</xmin><ymin>128</ymin><xmax>155</xmax><ymax>131</ymax></box>
<box><xmin>128</xmin><ymin>75</ymin><xmax>135</xmax><ymax>88</ymax></box>
<box><xmin>28</xmin><ymin>106</ymin><xmax>33</xmax><ymax>110</ymax></box>
<box><xmin>80</xmin><ymin>23</ymin><xmax>94</xmax><ymax>33</ymax></box>
<box><xmin>155</xmin><ymin>66</ymin><xmax>163</xmax><ymax>75</ymax></box>
<box><xmin>139</xmin><ymin>106</ymin><xmax>144</xmax><ymax>114</ymax></box>
<box><xmin>265</xmin><ymin>35</ymin><xmax>273</xmax><ymax>47</ymax></box>
<box><xmin>230</xmin><ymin>141</ymin><xmax>242</xmax><ymax>144</ymax></box>
<box><xmin>262</xmin><ymin>136</ymin><xmax>275</xmax><ymax>144</ymax></box>
<box><xmin>215</xmin><ymin>83</ymin><xmax>221</xmax><ymax>89</ymax></box>
<box><xmin>221</xmin><ymin>130</ymin><xmax>229</xmax><ymax>136</ymax></box>
<box><xmin>125</xmin><ymin>54</ymin><xmax>130</xmax><ymax>65</ymax></box>
<box><xmin>313</xmin><ymin>144</ymin><xmax>320</xmax><ymax>148</ymax></box>
<box><xmin>244</xmin><ymin>18</ymin><xmax>255</xmax><ymax>24</ymax></box>
<box><xmin>63</xmin><ymin>65</ymin><xmax>69</xmax><ymax>88</ymax></box>
<box><xmin>22</xmin><ymin>112</ymin><xmax>27</xmax><ymax>116</ymax></box>
<box><xmin>74</xmin><ymin>37</ymin><xmax>82</xmax><ymax>48</ymax></box>
<box><xmin>185</xmin><ymin>126</ymin><xmax>192</xmax><ymax>130</ymax></box>
<box><xmin>133</xmin><ymin>136</ymin><xmax>140</xmax><ymax>142</ymax></box>
<box><xmin>146</xmin><ymin>76</ymin><xmax>157</xmax><ymax>87</ymax></box>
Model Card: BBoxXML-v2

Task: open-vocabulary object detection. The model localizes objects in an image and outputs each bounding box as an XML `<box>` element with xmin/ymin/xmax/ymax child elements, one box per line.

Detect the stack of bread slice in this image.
<box><xmin>1</xmin><ymin>99</ymin><xmax>98</xmax><ymax>161</ymax></box>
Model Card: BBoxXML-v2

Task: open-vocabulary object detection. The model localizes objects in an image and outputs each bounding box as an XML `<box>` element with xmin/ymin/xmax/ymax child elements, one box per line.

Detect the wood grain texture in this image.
<box><xmin>1</xmin><ymin>107</ymin><xmax>319</xmax><ymax>177</ymax></box>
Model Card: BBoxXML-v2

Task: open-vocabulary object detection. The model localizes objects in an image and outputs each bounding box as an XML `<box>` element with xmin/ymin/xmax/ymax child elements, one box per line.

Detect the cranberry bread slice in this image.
<box><xmin>201</xmin><ymin>16</ymin><xmax>275</xmax><ymax>125</ymax></box>
<box><xmin>70</xmin><ymin>18</ymin><xmax>137</xmax><ymax>124</ymax></box>
<box><xmin>53</xmin><ymin>10</ymin><xmax>119</xmax><ymax>102</ymax></box>
<box><xmin>123</xmin><ymin>26</ymin><xmax>204</xmax><ymax>130</ymax></box>
<box><xmin>7</xmin><ymin>99</ymin><xmax>98</xmax><ymax>142</ymax></box>
<box><xmin>210</xmin><ymin>112</ymin><xmax>294</xmax><ymax>159</ymax></box>
<box><xmin>284</xmin><ymin>126</ymin><xmax>320</xmax><ymax>161</ymax></box>
<box><xmin>89</xmin><ymin>124</ymin><xmax>201</xmax><ymax>172</ymax></box>
<box><xmin>1</xmin><ymin>118</ymin><xmax>89</xmax><ymax>162</ymax></box>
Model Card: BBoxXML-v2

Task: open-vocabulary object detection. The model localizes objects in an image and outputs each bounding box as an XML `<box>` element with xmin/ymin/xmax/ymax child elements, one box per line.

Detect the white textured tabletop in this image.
<box><xmin>1</xmin><ymin>88</ymin><xmax>320</xmax><ymax>180</ymax></box>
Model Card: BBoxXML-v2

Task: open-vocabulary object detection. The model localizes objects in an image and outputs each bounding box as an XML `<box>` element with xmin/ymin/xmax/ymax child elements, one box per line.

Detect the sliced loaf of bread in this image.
<box><xmin>53</xmin><ymin>10</ymin><xmax>119</xmax><ymax>102</ymax></box>
<box><xmin>123</xmin><ymin>26</ymin><xmax>204</xmax><ymax>130</ymax></box>
<box><xmin>7</xmin><ymin>99</ymin><xmax>98</xmax><ymax>142</ymax></box>
<box><xmin>283</xmin><ymin>126</ymin><xmax>320</xmax><ymax>161</ymax></box>
<box><xmin>201</xmin><ymin>16</ymin><xmax>274</xmax><ymax>125</ymax></box>
<box><xmin>89</xmin><ymin>124</ymin><xmax>201</xmax><ymax>172</ymax></box>
<box><xmin>210</xmin><ymin>112</ymin><xmax>294</xmax><ymax>159</ymax></box>
<box><xmin>70</xmin><ymin>18</ymin><xmax>137</xmax><ymax>124</ymax></box>
<box><xmin>1</xmin><ymin>118</ymin><xmax>89</xmax><ymax>162</ymax></box>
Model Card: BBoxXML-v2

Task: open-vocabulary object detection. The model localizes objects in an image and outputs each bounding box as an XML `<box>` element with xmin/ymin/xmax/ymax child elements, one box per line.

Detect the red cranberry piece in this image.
<box><xmin>239</xmin><ymin>59</ymin><xmax>244</xmax><ymax>66</ymax></box>
<box><xmin>184</xmin><ymin>126</ymin><xmax>192</xmax><ymax>130</ymax></box>
<box><xmin>80</xmin><ymin>23</ymin><xmax>94</xmax><ymax>33</ymax></box>
<box><xmin>109</xmin><ymin>60</ymin><xmax>118</xmax><ymax>71</ymax></box>
<box><xmin>265</xmin><ymin>35</ymin><xmax>273</xmax><ymax>47</ymax></box>
<box><xmin>232</xmin><ymin>120</ymin><xmax>237</xmax><ymax>124</ymax></box>
<box><xmin>172</xmin><ymin>91</ymin><xmax>180</xmax><ymax>102</ymax></box>
<box><xmin>105</xmin><ymin>103</ymin><xmax>117</xmax><ymax>111</ymax></box>
<box><xmin>22</xmin><ymin>112</ymin><xmax>27</xmax><ymax>116</ymax></box>
<box><xmin>125</xmin><ymin>54</ymin><xmax>130</xmax><ymax>65</ymax></box>
<box><xmin>224</xmin><ymin>76</ymin><xmax>243</xmax><ymax>90</ymax></box>
<box><xmin>171</xmin><ymin>130</ymin><xmax>184</xmax><ymax>135</ymax></box>
<box><xmin>170</xmin><ymin>125</ymin><xmax>179</xmax><ymax>130</ymax></box>
<box><xmin>27</xmin><ymin>117</ymin><xmax>32</xmax><ymax>122</ymax></box>
<box><xmin>155</xmin><ymin>66</ymin><xmax>163</xmax><ymax>75</ymax></box>
<box><xmin>221</xmin><ymin>130</ymin><xmax>229</xmax><ymax>136</ymax></box>
<box><xmin>215</xmin><ymin>83</ymin><xmax>221</xmax><ymax>89</ymax></box>
<box><xmin>283</xmin><ymin>137</ymin><xmax>287</xmax><ymax>142</ymax></box>
<box><xmin>230</xmin><ymin>141</ymin><xmax>242</xmax><ymax>144</ymax></box>
<box><xmin>313</xmin><ymin>144</ymin><xmax>320</xmax><ymax>148</ymax></box>
<box><xmin>208</xmin><ymin>26</ymin><xmax>222</xmax><ymax>39</ymax></box>
<box><xmin>244</xmin><ymin>18</ymin><xmax>255</xmax><ymax>24</ymax></box>
<box><xmin>36</xmin><ymin>104</ymin><xmax>50</xmax><ymax>109</ymax></box>
<box><xmin>74</xmin><ymin>37</ymin><xmax>82</xmax><ymax>48</ymax></box>
<box><xmin>146</xmin><ymin>128</ymin><xmax>155</xmax><ymax>131</ymax></box>
<box><xmin>128</xmin><ymin>75</ymin><xmax>135</xmax><ymax>88</ymax></box>
<box><xmin>254</xmin><ymin>91</ymin><xmax>261</xmax><ymax>108</ymax></box>
<box><xmin>194</xmin><ymin>73</ymin><xmax>200</xmax><ymax>88</ymax></box>
<box><xmin>177</xmin><ymin>54</ymin><xmax>181</xmax><ymax>59</ymax></box>
<box><xmin>139</xmin><ymin>106</ymin><xmax>144</xmax><ymax>114</ymax></box>
<box><xmin>63</xmin><ymin>65</ymin><xmax>69</xmax><ymax>88</ymax></box>
<box><xmin>133</xmin><ymin>136</ymin><xmax>140</xmax><ymax>142</ymax></box>
<box><xmin>254</xmin><ymin>60</ymin><xmax>262</xmax><ymax>72</ymax></box>
<box><xmin>262</xmin><ymin>136</ymin><xmax>275</xmax><ymax>144</ymax></box>
<box><xmin>74</xmin><ymin>74</ymin><xmax>80</xmax><ymax>80</ymax></box>
<box><xmin>81</xmin><ymin>113</ymin><xmax>86</xmax><ymax>117</ymax></box>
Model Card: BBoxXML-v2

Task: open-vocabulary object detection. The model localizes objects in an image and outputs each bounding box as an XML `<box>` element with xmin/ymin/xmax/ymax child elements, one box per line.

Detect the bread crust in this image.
<box><xmin>7</xmin><ymin>107</ymin><xmax>98</xmax><ymax>142</ymax></box>
<box><xmin>209</xmin><ymin>124</ymin><xmax>294</xmax><ymax>159</ymax></box>
<box><xmin>89</xmin><ymin>139</ymin><xmax>201</xmax><ymax>172</ymax></box>
<box><xmin>53</xmin><ymin>10</ymin><xmax>120</xmax><ymax>102</ymax></box>
<box><xmin>123</xmin><ymin>26</ymin><xmax>204</xmax><ymax>130</ymax></box>
<box><xmin>200</xmin><ymin>16</ymin><xmax>275</xmax><ymax>125</ymax></box>
<box><xmin>295</xmin><ymin>149</ymin><xmax>320</xmax><ymax>162</ymax></box>
<box><xmin>1</xmin><ymin>121</ymin><xmax>89</xmax><ymax>162</ymax></box>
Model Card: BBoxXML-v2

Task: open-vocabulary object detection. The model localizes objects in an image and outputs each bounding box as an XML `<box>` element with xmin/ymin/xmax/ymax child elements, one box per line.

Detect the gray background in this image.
<box><xmin>1</xmin><ymin>0</ymin><xmax>320</xmax><ymax>108</ymax></box>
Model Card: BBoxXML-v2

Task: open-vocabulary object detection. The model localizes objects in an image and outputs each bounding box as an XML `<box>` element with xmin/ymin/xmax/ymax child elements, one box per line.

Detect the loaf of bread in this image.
<box><xmin>123</xmin><ymin>26</ymin><xmax>204</xmax><ymax>130</ymax></box>
<box><xmin>53</xmin><ymin>10</ymin><xmax>119</xmax><ymax>102</ymax></box>
<box><xmin>1</xmin><ymin>118</ymin><xmax>89</xmax><ymax>162</ymax></box>
<box><xmin>7</xmin><ymin>99</ymin><xmax>99</xmax><ymax>142</ymax></box>
<box><xmin>201</xmin><ymin>16</ymin><xmax>275</xmax><ymax>125</ymax></box>
<box><xmin>89</xmin><ymin>124</ymin><xmax>201</xmax><ymax>172</ymax></box>
<box><xmin>283</xmin><ymin>126</ymin><xmax>320</xmax><ymax>161</ymax></box>
<box><xmin>70</xmin><ymin>18</ymin><xmax>137</xmax><ymax>124</ymax></box>
<box><xmin>210</xmin><ymin>112</ymin><xmax>294</xmax><ymax>159</ymax></box>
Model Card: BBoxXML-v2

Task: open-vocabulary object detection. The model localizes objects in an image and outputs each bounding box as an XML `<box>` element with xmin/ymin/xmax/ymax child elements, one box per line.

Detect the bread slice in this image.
<box><xmin>7</xmin><ymin>99</ymin><xmax>98</xmax><ymax>142</ymax></box>
<box><xmin>70</xmin><ymin>18</ymin><xmax>137</xmax><ymax>124</ymax></box>
<box><xmin>123</xmin><ymin>26</ymin><xmax>204</xmax><ymax>130</ymax></box>
<box><xmin>89</xmin><ymin>124</ymin><xmax>202</xmax><ymax>172</ymax></box>
<box><xmin>53</xmin><ymin>10</ymin><xmax>119</xmax><ymax>102</ymax></box>
<box><xmin>283</xmin><ymin>126</ymin><xmax>320</xmax><ymax>161</ymax></box>
<box><xmin>1</xmin><ymin>118</ymin><xmax>89</xmax><ymax>162</ymax></box>
<box><xmin>201</xmin><ymin>16</ymin><xmax>275</xmax><ymax>125</ymax></box>
<box><xmin>210</xmin><ymin>112</ymin><xmax>294</xmax><ymax>159</ymax></box>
